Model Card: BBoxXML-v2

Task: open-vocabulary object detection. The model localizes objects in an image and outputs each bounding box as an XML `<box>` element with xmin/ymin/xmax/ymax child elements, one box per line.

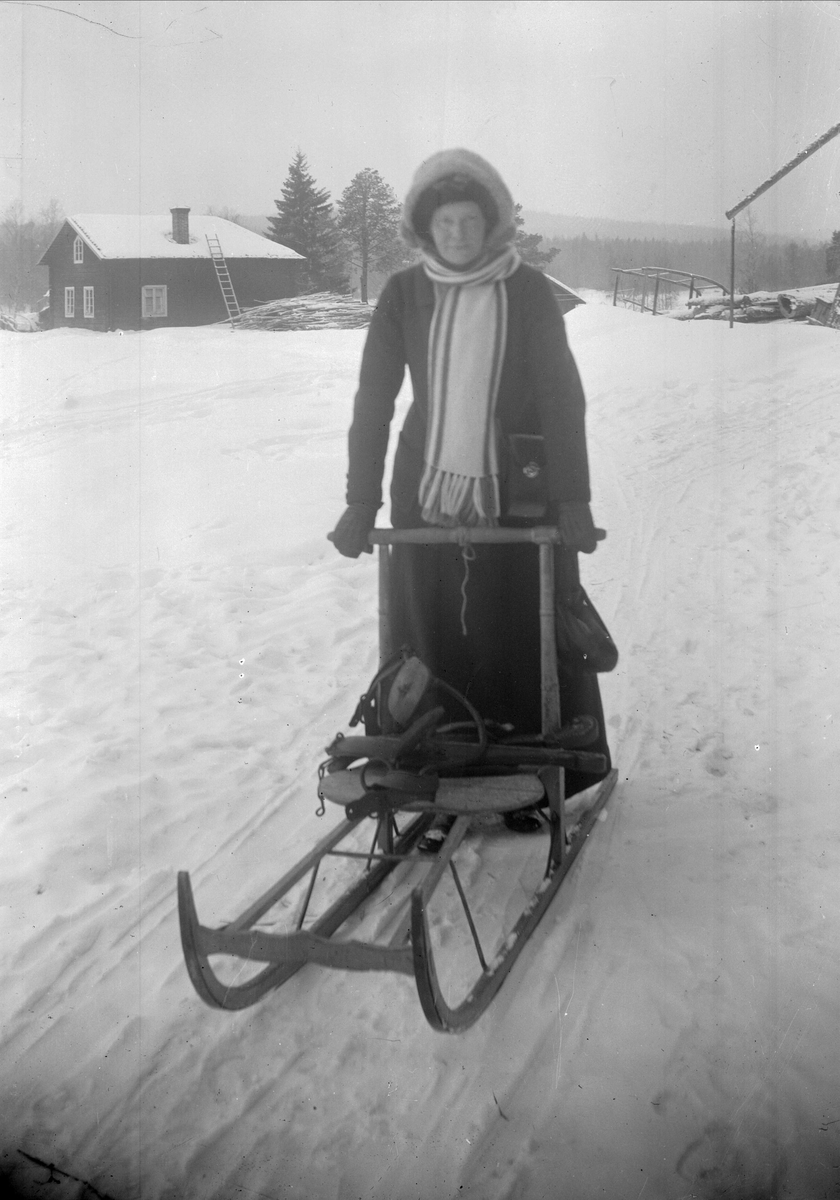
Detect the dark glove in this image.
<box><xmin>554</xmin><ymin>501</ymin><xmax>604</xmax><ymax>554</ymax></box>
<box><xmin>328</xmin><ymin>504</ymin><xmax>377</xmax><ymax>558</ymax></box>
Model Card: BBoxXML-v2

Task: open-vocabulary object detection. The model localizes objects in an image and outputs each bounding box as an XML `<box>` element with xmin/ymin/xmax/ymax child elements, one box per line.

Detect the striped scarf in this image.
<box><xmin>419</xmin><ymin>245</ymin><xmax>521</xmax><ymax>527</ymax></box>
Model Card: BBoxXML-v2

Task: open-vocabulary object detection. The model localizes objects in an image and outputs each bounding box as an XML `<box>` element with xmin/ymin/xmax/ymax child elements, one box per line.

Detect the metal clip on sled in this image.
<box><xmin>177</xmin><ymin>527</ymin><xmax>618</xmax><ymax>1033</ymax></box>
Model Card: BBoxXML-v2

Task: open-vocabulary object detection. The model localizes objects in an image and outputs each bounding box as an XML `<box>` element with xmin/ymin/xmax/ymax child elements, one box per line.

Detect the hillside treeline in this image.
<box><xmin>545</xmin><ymin>233</ymin><xmax>832</xmax><ymax>295</ymax></box>
<box><xmin>2</xmin><ymin>172</ymin><xmax>837</xmax><ymax>318</ymax></box>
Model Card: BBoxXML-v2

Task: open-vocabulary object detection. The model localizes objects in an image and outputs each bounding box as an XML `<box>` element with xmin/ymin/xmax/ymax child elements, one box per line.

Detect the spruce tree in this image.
<box><xmin>268</xmin><ymin>151</ymin><xmax>347</xmax><ymax>293</ymax></box>
<box><xmin>826</xmin><ymin>231</ymin><xmax>840</xmax><ymax>280</ymax></box>
<box><xmin>336</xmin><ymin>169</ymin><xmax>405</xmax><ymax>303</ymax></box>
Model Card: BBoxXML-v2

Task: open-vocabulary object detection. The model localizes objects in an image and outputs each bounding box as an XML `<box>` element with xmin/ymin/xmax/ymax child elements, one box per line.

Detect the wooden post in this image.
<box><xmin>729</xmin><ymin>219</ymin><xmax>736</xmax><ymax>329</ymax></box>
<box><xmin>612</xmin><ymin>272</ymin><xmax>620</xmax><ymax>307</ymax></box>
<box><xmin>378</xmin><ymin>544</ymin><xmax>392</xmax><ymax>667</ymax></box>
<box><xmin>725</xmin><ymin>120</ymin><xmax>840</xmax><ymax>223</ymax></box>
<box><xmin>538</xmin><ymin>542</ymin><xmax>562</xmax><ymax>741</ymax></box>
<box><xmin>540</xmin><ymin>766</ymin><xmax>566</xmax><ymax>870</ymax></box>
<box><xmin>652</xmin><ymin>273</ymin><xmax>661</xmax><ymax>316</ymax></box>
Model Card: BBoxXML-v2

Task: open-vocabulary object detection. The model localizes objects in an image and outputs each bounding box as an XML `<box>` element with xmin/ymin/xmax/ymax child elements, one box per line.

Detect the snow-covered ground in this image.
<box><xmin>2</xmin><ymin>305</ymin><xmax>839</xmax><ymax>1200</ymax></box>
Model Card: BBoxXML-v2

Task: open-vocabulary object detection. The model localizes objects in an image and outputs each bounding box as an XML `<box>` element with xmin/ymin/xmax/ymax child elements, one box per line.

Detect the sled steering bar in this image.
<box><xmin>368</xmin><ymin>526</ymin><xmax>604</xmax><ymax>545</ymax></box>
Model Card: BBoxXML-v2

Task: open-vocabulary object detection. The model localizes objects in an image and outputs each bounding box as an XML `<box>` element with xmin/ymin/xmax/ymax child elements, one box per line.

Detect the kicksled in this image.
<box><xmin>177</xmin><ymin>527</ymin><xmax>618</xmax><ymax>1033</ymax></box>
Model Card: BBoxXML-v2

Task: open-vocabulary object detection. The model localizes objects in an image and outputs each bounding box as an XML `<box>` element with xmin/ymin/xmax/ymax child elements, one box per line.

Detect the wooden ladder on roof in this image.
<box><xmin>206</xmin><ymin>234</ymin><xmax>241</xmax><ymax>325</ymax></box>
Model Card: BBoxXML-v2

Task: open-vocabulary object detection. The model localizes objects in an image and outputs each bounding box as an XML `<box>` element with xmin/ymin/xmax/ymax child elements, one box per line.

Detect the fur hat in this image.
<box><xmin>411</xmin><ymin>175</ymin><xmax>499</xmax><ymax>240</ymax></box>
<box><xmin>401</xmin><ymin>149</ymin><xmax>516</xmax><ymax>254</ymax></box>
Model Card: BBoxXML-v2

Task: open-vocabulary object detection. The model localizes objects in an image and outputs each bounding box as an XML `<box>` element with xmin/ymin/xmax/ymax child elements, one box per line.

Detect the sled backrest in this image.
<box><xmin>369</xmin><ymin>527</ymin><xmax>564</xmax><ymax>742</ymax></box>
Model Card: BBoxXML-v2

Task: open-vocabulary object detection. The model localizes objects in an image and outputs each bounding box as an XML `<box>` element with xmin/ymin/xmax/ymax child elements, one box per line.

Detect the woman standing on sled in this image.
<box><xmin>330</xmin><ymin>149</ymin><xmax>616</xmax><ymax>829</ymax></box>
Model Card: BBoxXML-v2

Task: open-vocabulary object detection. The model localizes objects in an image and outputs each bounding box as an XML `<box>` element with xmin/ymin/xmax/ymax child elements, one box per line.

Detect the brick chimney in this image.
<box><xmin>170</xmin><ymin>207</ymin><xmax>190</xmax><ymax>244</ymax></box>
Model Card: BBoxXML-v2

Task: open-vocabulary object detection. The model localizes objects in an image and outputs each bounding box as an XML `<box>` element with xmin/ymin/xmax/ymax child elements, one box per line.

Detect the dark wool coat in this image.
<box><xmin>344</xmin><ymin>260</ymin><xmax>610</xmax><ymax>791</ymax></box>
<box><xmin>346</xmin><ymin>261</ymin><xmax>591</xmax><ymax>524</ymax></box>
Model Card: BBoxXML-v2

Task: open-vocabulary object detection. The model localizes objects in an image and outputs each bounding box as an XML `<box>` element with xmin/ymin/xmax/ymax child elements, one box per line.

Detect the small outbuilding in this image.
<box><xmin>39</xmin><ymin>208</ymin><xmax>304</xmax><ymax>331</ymax></box>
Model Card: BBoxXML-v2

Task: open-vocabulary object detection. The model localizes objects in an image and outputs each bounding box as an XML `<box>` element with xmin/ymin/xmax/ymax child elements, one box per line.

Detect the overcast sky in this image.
<box><xmin>2</xmin><ymin>0</ymin><xmax>839</xmax><ymax>237</ymax></box>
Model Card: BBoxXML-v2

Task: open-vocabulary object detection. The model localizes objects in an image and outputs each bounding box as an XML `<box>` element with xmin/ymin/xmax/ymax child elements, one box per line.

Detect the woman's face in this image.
<box><xmin>429</xmin><ymin>200</ymin><xmax>487</xmax><ymax>267</ymax></box>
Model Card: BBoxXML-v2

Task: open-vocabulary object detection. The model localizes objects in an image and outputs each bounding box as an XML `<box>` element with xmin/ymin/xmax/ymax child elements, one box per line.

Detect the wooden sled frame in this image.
<box><xmin>178</xmin><ymin>527</ymin><xmax>618</xmax><ymax>1032</ymax></box>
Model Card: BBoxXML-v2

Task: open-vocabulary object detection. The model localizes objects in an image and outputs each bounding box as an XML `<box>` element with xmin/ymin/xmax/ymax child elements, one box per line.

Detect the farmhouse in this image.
<box><xmin>39</xmin><ymin>208</ymin><xmax>303</xmax><ymax>331</ymax></box>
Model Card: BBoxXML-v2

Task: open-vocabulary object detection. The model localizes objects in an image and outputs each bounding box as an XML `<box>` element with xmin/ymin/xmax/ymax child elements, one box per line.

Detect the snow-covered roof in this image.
<box><xmin>544</xmin><ymin>274</ymin><xmax>585</xmax><ymax>303</ymax></box>
<box><xmin>52</xmin><ymin>215</ymin><xmax>303</xmax><ymax>261</ymax></box>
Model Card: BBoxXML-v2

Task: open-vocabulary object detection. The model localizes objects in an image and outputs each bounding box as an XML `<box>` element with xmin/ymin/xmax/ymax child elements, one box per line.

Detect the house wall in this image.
<box><xmin>110</xmin><ymin>258</ymin><xmax>300</xmax><ymax>329</ymax></box>
<box><xmin>227</xmin><ymin>259</ymin><xmax>300</xmax><ymax>310</ymax></box>
<box><xmin>111</xmin><ymin>260</ymin><xmax>221</xmax><ymax>329</ymax></box>
<box><xmin>43</xmin><ymin>223</ymin><xmax>300</xmax><ymax>330</ymax></box>
<box><xmin>42</xmin><ymin>224</ymin><xmax>113</xmax><ymax>331</ymax></box>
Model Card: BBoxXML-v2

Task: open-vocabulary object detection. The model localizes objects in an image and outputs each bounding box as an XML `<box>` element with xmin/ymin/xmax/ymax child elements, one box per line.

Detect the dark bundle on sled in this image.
<box><xmin>555</xmin><ymin>587</ymin><xmax>618</xmax><ymax>674</ymax></box>
<box><xmin>177</xmin><ymin>526</ymin><xmax>618</xmax><ymax>1033</ymax></box>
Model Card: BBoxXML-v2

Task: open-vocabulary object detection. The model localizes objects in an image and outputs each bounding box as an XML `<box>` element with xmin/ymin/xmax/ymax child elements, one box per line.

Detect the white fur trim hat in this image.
<box><xmin>401</xmin><ymin>149</ymin><xmax>516</xmax><ymax>253</ymax></box>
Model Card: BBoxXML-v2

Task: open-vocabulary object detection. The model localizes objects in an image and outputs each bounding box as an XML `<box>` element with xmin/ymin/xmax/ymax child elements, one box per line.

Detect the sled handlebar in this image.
<box><xmin>367</xmin><ymin>526</ymin><xmax>606</xmax><ymax>546</ymax></box>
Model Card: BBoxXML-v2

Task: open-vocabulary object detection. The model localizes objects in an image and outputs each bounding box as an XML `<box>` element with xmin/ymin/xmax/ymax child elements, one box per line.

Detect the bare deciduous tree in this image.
<box><xmin>0</xmin><ymin>199</ymin><xmax>63</xmax><ymax>315</ymax></box>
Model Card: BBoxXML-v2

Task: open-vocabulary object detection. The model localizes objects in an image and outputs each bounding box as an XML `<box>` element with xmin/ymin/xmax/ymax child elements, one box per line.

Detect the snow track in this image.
<box><xmin>2</xmin><ymin>312</ymin><xmax>840</xmax><ymax>1198</ymax></box>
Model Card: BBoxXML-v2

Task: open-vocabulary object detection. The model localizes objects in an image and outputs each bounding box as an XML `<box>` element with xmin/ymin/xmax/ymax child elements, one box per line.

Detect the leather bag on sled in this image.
<box><xmin>555</xmin><ymin>587</ymin><xmax>618</xmax><ymax>674</ymax></box>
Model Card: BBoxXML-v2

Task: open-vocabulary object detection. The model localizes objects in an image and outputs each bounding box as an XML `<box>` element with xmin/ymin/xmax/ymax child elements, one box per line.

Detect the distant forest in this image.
<box><xmin>1</xmin><ymin>195</ymin><xmax>837</xmax><ymax>317</ymax></box>
<box><xmin>543</xmin><ymin>233</ymin><xmax>832</xmax><ymax>296</ymax></box>
<box><xmin>0</xmin><ymin>202</ymin><xmax>63</xmax><ymax>314</ymax></box>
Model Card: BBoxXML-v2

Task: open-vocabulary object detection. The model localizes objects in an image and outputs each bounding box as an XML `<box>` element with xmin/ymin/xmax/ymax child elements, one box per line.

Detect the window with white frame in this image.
<box><xmin>64</xmin><ymin>287</ymin><xmax>75</xmax><ymax>317</ymax></box>
<box><xmin>73</xmin><ymin>236</ymin><xmax>84</xmax><ymax>264</ymax></box>
<box><xmin>141</xmin><ymin>285</ymin><xmax>168</xmax><ymax>318</ymax></box>
<box><xmin>83</xmin><ymin>286</ymin><xmax>94</xmax><ymax>318</ymax></box>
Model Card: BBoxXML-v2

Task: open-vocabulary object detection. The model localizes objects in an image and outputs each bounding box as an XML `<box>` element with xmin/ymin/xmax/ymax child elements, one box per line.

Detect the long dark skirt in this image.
<box><xmin>389</xmin><ymin>539</ymin><xmax>611</xmax><ymax>798</ymax></box>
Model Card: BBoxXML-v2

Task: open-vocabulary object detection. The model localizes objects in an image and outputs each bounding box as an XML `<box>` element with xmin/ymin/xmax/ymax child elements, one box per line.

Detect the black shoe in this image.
<box><xmin>418</xmin><ymin>817</ymin><xmax>455</xmax><ymax>854</ymax></box>
<box><xmin>503</xmin><ymin>807</ymin><xmax>544</xmax><ymax>834</ymax></box>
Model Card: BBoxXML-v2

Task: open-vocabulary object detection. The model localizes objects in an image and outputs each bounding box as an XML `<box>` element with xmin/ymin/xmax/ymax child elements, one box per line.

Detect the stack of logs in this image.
<box><xmin>673</xmin><ymin>283</ymin><xmax>838</xmax><ymax>323</ymax></box>
<box><xmin>235</xmin><ymin>292</ymin><xmax>373</xmax><ymax>331</ymax></box>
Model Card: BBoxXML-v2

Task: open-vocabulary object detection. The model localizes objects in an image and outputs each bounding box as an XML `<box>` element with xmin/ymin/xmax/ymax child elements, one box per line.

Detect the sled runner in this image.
<box><xmin>177</xmin><ymin>527</ymin><xmax>618</xmax><ymax>1033</ymax></box>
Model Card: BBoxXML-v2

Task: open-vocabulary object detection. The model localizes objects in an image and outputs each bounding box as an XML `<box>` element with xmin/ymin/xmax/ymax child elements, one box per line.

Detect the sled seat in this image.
<box><xmin>318</xmin><ymin>765</ymin><xmax>545</xmax><ymax>814</ymax></box>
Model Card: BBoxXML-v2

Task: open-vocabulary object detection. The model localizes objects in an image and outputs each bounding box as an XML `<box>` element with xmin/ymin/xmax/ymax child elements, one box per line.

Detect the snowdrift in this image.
<box><xmin>2</xmin><ymin>309</ymin><xmax>839</xmax><ymax>1199</ymax></box>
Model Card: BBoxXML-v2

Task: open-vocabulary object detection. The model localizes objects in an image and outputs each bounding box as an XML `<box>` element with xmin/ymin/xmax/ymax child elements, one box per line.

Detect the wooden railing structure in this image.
<box><xmin>611</xmin><ymin>267</ymin><xmax>729</xmax><ymax>316</ymax></box>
